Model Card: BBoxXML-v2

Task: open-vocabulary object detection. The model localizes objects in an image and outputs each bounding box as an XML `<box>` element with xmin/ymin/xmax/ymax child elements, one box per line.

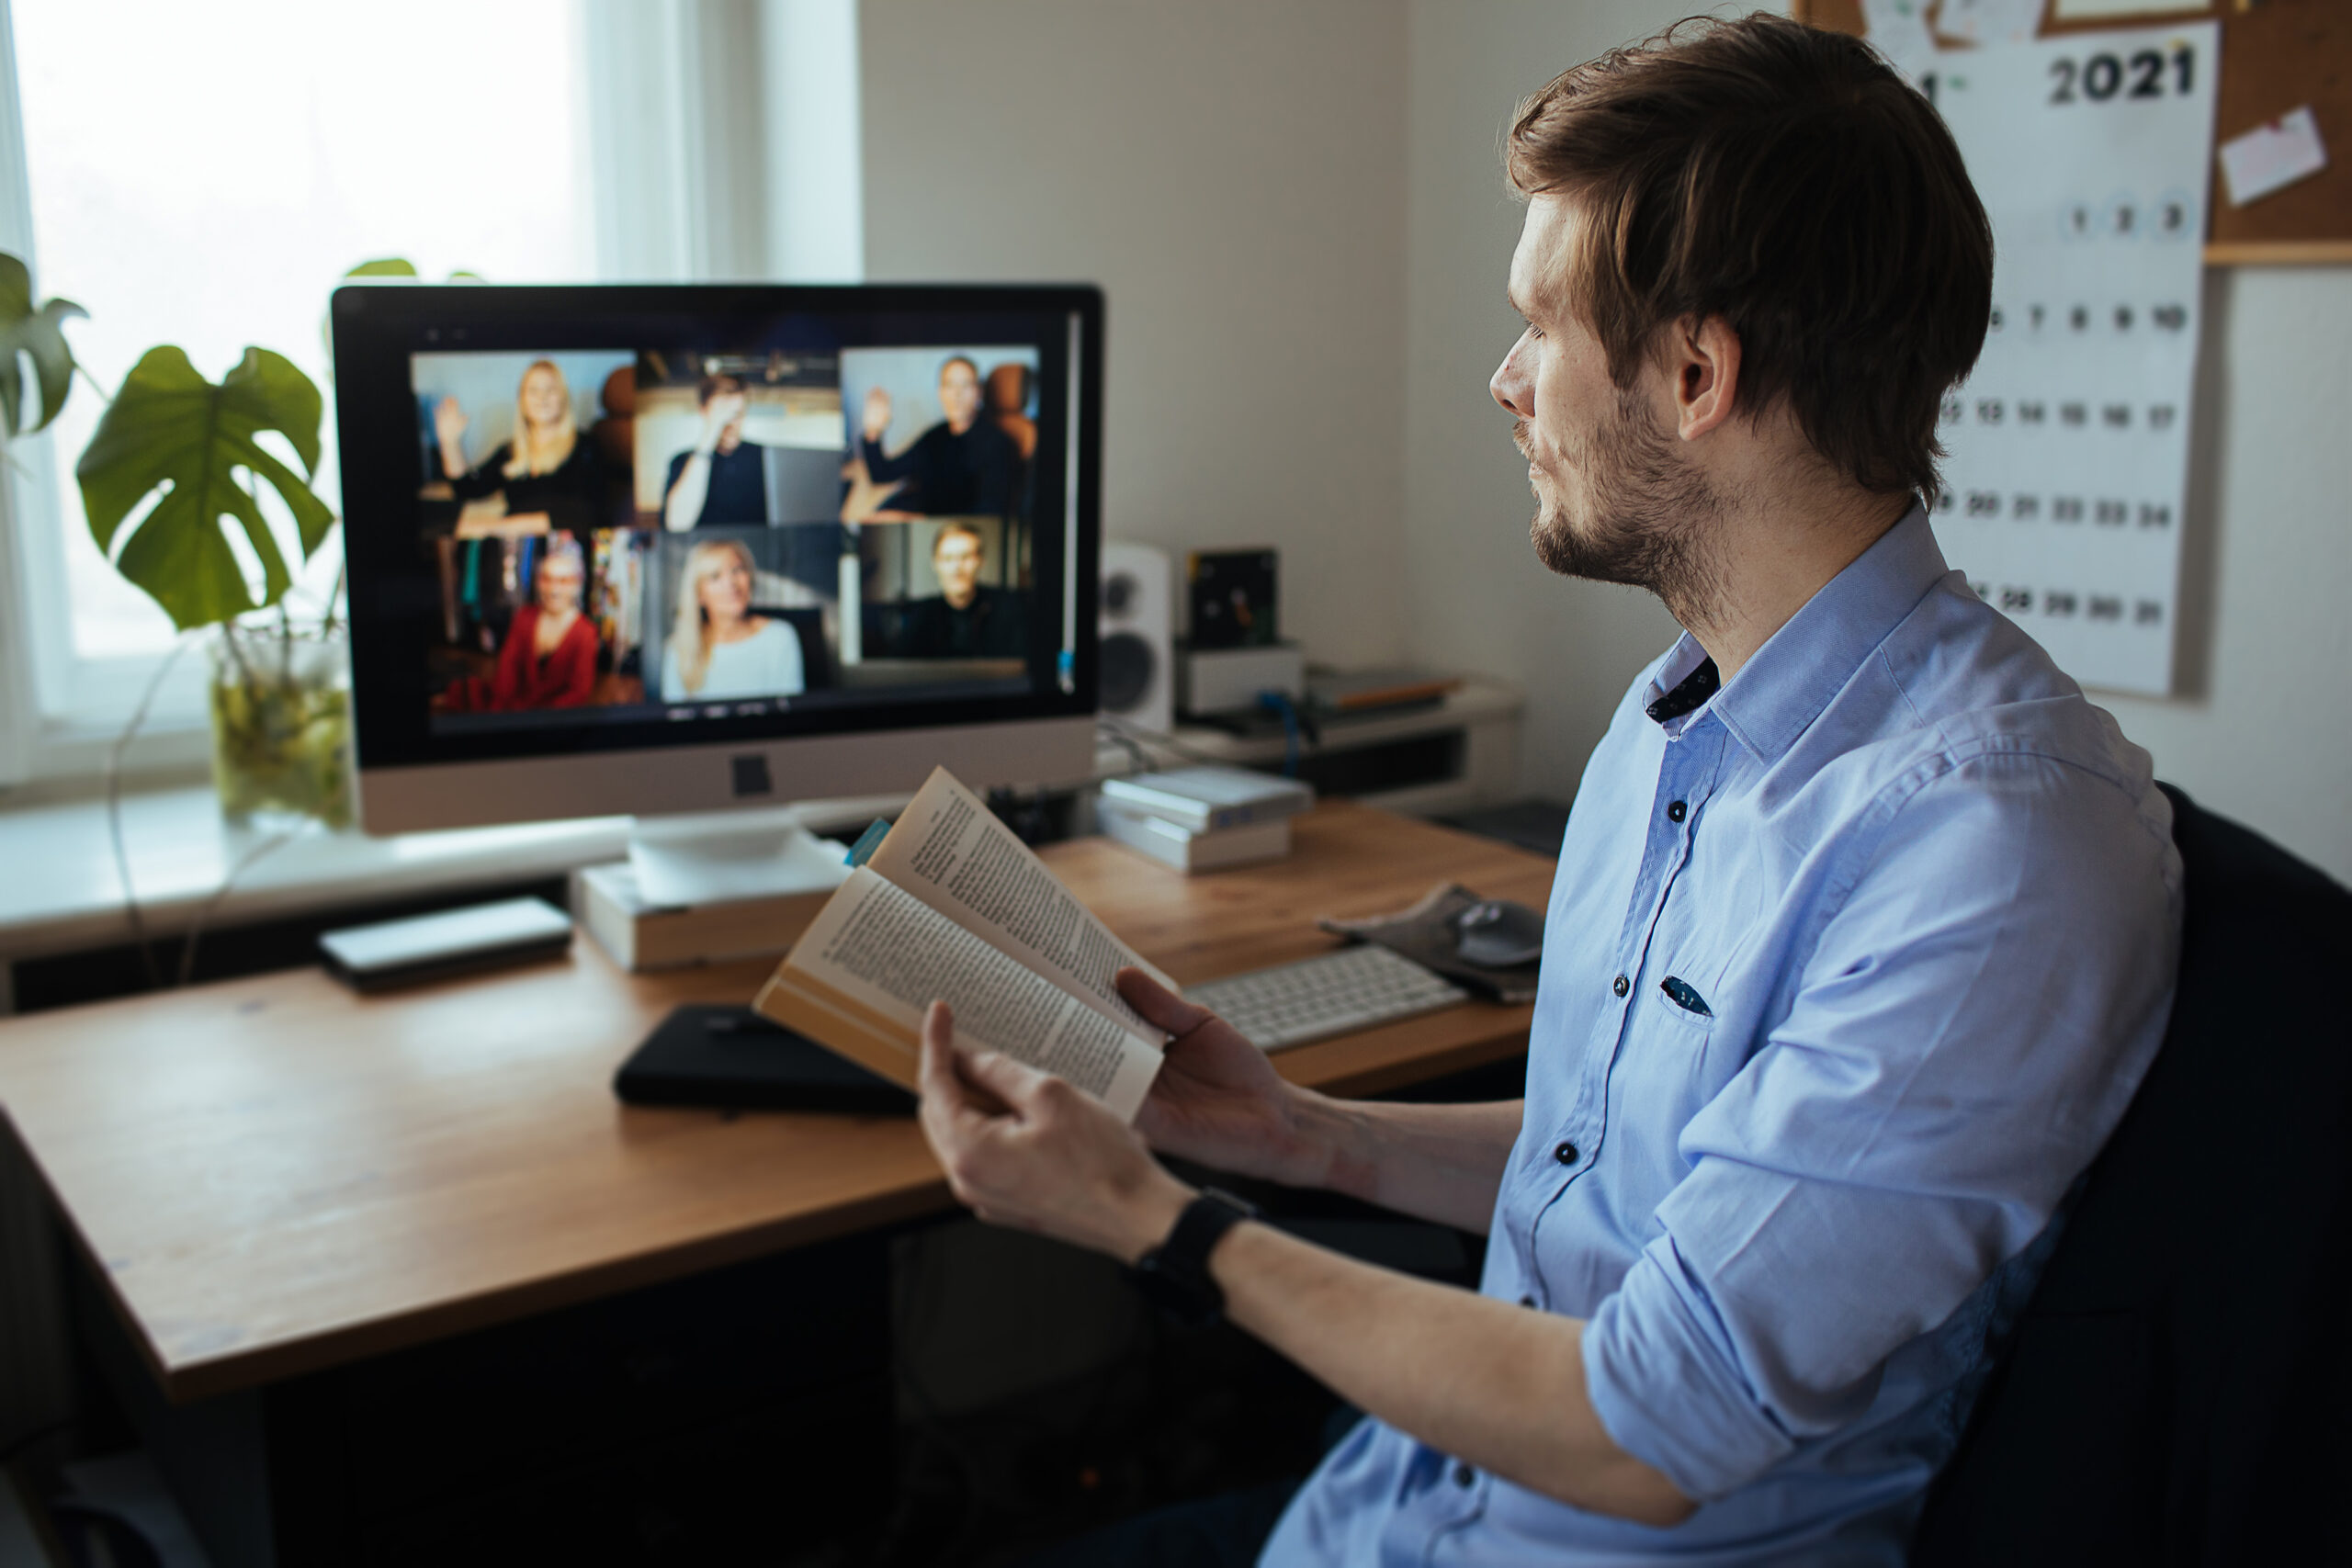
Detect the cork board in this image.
<box><xmin>1791</xmin><ymin>0</ymin><xmax>2352</xmax><ymax>264</ymax></box>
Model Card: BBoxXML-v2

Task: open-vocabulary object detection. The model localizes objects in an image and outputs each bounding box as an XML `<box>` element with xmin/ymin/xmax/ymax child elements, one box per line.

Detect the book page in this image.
<box><xmin>867</xmin><ymin>768</ymin><xmax>1177</xmax><ymax>1033</ymax></box>
<box><xmin>784</xmin><ymin>867</ymin><xmax>1163</xmax><ymax>1121</ymax></box>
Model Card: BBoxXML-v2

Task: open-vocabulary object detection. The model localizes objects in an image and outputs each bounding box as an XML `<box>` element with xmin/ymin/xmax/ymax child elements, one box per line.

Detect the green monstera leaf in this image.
<box><xmin>76</xmin><ymin>346</ymin><xmax>337</xmax><ymax>630</ymax></box>
<box><xmin>0</xmin><ymin>252</ymin><xmax>85</xmax><ymax>437</ymax></box>
<box><xmin>342</xmin><ymin>257</ymin><xmax>479</xmax><ymax>282</ymax></box>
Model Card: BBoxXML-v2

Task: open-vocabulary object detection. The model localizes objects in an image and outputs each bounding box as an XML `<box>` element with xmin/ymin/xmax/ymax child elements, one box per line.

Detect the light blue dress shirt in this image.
<box><xmin>1261</xmin><ymin>508</ymin><xmax>2182</xmax><ymax>1565</ymax></box>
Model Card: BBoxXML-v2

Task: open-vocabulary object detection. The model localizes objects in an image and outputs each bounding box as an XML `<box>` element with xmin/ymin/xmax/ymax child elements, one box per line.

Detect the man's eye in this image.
<box><xmin>1523</xmin><ymin>323</ymin><xmax>1544</xmax><ymax>342</ymax></box>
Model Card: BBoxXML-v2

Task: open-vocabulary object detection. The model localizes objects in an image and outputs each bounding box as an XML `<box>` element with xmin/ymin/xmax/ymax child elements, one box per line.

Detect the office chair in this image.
<box><xmin>1911</xmin><ymin>784</ymin><xmax>2352</xmax><ymax>1565</ymax></box>
<box><xmin>764</xmin><ymin>605</ymin><xmax>834</xmax><ymax>691</ymax></box>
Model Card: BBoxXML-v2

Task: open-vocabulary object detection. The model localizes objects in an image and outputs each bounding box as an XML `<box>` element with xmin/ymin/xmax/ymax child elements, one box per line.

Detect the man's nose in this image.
<box><xmin>1490</xmin><ymin>343</ymin><xmax>1532</xmax><ymax>418</ymax></box>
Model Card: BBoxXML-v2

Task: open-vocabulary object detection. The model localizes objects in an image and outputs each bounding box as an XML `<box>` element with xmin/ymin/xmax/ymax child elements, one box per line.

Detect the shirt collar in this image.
<box><xmin>1641</xmin><ymin>638</ymin><xmax>1719</xmax><ymax>739</ymax></box>
<box><xmin>1657</xmin><ymin>503</ymin><xmax>1949</xmax><ymax>762</ymax></box>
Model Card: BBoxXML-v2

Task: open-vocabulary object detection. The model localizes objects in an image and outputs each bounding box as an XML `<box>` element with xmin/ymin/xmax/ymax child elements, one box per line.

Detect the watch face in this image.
<box><xmin>1129</xmin><ymin>1189</ymin><xmax>1253</xmax><ymax>1328</ymax></box>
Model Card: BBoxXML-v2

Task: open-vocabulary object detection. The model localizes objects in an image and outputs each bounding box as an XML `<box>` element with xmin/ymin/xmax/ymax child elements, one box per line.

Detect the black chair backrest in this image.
<box><xmin>1913</xmin><ymin>784</ymin><xmax>2352</xmax><ymax>1565</ymax></box>
<box><xmin>766</xmin><ymin>606</ymin><xmax>834</xmax><ymax>691</ymax></box>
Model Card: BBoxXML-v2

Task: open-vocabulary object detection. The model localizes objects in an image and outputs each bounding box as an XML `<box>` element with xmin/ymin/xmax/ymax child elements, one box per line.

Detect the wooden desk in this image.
<box><xmin>0</xmin><ymin>802</ymin><xmax>1552</xmax><ymax>1408</ymax></box>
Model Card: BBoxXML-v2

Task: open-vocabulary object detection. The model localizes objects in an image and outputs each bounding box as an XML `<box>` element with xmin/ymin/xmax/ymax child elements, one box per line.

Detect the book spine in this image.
<box><xmin>1099</xmin><ymin>785</ymin><xmax>1213</xmax><ymax>832</ymax></box>
<box><xmin>573</xmin><ymin>870</ymin><xmax>639</xmax><ymax>971</ymax></box>
<box><xmin>1096</xmin><ymin>807</ymin><xmax>1188</xmax><ymax>869</ymax></box>
<box><xmin>1101</xmin><ymin>791</ymin><xmax>1309</xmax><ymax>833</ymax></box>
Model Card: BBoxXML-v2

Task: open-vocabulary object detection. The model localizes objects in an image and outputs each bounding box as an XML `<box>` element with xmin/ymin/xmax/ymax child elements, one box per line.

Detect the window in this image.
<box><xmin>7</xmin><ymin>0</ymin><xmax>594</xmax><ymax>751</ymax></box>
<box><xmin>0</xmin><ymin>0</ymin><xmax>863</xmax><ymax>785</ymax></box>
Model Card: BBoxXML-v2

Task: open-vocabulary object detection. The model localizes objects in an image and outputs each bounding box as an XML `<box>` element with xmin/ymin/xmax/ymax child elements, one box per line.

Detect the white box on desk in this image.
<box><xmin>1097</xmin><ymin>804</ymin><xmax>1292</xmax><ymax>873</ymax></box>
<box><xmin>1098</xmin><ymin>765</ymin><xmax>1313</xmax><ymax>834</ymax></box>
<box><xmin>572</xmin><ymin>862</ymin><xmax>831</xmax><ymax>971</ymax></box>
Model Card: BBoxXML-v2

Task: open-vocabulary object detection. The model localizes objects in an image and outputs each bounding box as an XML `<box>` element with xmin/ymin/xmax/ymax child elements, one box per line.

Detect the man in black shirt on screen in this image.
<box><xmin>853</xmin><ymin>355</ymin><xmax>1019</xmax><ymax>520</ymax></box>
<box><xmin>899</xmin><ymin>520</ymin><xmax>1026</xmax><ymax>658</ymax></box>
<box><xmin>662</xmin><ymin>374</ymin><xmax>768</xmax><ymax>529</ymax></box>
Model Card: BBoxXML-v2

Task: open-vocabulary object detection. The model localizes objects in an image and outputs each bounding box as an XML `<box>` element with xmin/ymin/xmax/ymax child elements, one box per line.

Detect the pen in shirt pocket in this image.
<box><xmin>1660</xmin><ymin>976</ymin><xmax>1713</xmax><ymax>1016</ymax></box>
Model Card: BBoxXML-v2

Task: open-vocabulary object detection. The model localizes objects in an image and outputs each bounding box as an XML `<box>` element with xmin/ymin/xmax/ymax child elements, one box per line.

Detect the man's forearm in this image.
<box><xmin>1288</xmin><ymin>1093</ymin><xmax>1523</xmax><ymax>1234</ymax></box>
<box><xmin>1211</xmin><ymin>1219</ymin><xmax>1692</xmax><ymax>1526</ymax></box>
<box><xmin>663</xmin><ymin>454</ymin><xmax>711</xmax><ymax>531</ymax></box>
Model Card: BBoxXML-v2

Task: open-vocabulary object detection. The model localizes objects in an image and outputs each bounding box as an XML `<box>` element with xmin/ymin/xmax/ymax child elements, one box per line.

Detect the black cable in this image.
<box><xmin>175</xmin><ymin>828</ymin><xmax>298</xmax><ymax>987</ymax></box>
<box><xmin>102</xmin><ymin>634</ymin><xmax>194</xmax><ymax>991</ymax></box>
<box><xmin>1096</xmin><ymin>716</ymin><xmax>1246</xmax><ymax>769</ymax></box>
<box><xmin>1094</xmin><ymin>719</ymin><xmax>1152</xmax><ymax>776</ymax></box>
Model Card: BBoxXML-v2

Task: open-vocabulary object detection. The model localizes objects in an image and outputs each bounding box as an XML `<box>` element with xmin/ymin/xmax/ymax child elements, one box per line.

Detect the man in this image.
<box><xmin>662</xmin><ymin>374</ymin><xmax>767</xmax><ymax>530</ymax></box>
<box><xmin>850</xmin><ymin>355</ymin><xmax>1020</xmax><ymax>520</ymax></box>
<box><xmin>899</xmin><ymin>520</ymin><xmax>1028</xmax><ymax>659</ymax></box>
<box><xmin>917</xmin><ymin>15</ymin><xmax>2181</xmax><ymax>1564</ymax></box>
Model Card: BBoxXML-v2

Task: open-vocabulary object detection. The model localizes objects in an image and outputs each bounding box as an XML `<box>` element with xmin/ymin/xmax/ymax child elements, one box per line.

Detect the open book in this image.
<box><xmin>752</xmin><ymin>768</ymin><xmax>1172</xmax><ymax>1121</ymax></box>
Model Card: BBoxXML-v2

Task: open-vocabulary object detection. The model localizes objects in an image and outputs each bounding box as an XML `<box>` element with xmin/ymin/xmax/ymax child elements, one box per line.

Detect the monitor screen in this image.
<box><xmin>332</xmin><ymin>285</ymin><xmax>1103</xmax><ymax>830</ymax></box>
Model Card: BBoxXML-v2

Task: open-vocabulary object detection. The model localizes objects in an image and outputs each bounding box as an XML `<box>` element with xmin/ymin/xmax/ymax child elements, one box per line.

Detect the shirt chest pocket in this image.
<box><xmin>1640</xmin><ymin>972</ymin><xmax>1716</xmax><ymax>1043</ymax></box>
<box><xmin>1624</xmin><ymin>955</ymin><xmax>1726</xmax><ymax>1094</ymax></box>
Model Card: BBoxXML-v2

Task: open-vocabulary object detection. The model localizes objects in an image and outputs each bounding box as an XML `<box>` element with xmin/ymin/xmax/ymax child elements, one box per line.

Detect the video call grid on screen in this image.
<box><xmin>331</xmin><ymin>286</ymin><xmax>1102</xmax><ymax>772</ymax></box>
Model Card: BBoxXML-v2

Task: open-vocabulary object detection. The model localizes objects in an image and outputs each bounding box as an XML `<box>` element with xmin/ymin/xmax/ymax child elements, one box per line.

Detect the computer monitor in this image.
<box><xmin>332</xmin><ymin>283</ymin><xmax>1104</xmax><ymax>886</ymax></box>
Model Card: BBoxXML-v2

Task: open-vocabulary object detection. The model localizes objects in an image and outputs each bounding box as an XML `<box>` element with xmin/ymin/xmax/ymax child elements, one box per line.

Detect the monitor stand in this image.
<box><xmin>626</xmin><ymin>808</ymin><xmax>854</xmax><ymax>908</ymax></box>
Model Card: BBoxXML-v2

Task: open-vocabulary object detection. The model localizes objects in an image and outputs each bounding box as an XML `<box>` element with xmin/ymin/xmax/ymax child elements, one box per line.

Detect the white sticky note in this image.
<box><xmin>2218</xmin><ymin>107</ymin><xmax>2329</xmax><ymax>208</ymax></box>
<box><xmin>1940</xmin><ymin>0</ymin><xmax>2045</xmax><ymax>46</ymax></box>
<box><xmin>2052</xmin><ymin>0</ymin><xmax>2207</xmax><ymax>17</ymax></box>
<box><xmin>1860</xmin><ymin>0</ymin><xmax>1936</xmax><ymax>67</ymax></box>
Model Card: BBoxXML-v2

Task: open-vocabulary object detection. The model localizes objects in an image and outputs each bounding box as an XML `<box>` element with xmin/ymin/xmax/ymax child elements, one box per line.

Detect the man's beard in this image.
<box><xmin>1519</xmin><ymin>386</ymin><xmax>1725</xmax><ymax>626</ymax></box>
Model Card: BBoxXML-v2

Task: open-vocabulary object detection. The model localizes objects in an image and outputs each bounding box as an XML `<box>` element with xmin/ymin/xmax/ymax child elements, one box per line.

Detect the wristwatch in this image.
<box><xmin>1129</xmin><ymin>1188</ymin><xmax>1259</xmax><ymax>1327</ymax></box>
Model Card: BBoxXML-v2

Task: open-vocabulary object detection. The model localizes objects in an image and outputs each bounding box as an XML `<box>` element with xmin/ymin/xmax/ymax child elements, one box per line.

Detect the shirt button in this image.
<box><xmin>1612</xmin><ymin>975</ymin><xmax>1629</xmax><ymax>998</ymax></box>
<box><xmin>1453</xmin><ymin>1462</ymin><xmax>1476</xmax><ymax>1488</ymax></box>
<box><xmin>1668</xmin><ymin>799</ymin><xmax>1687</xmax><ymax>823</ymax></box>
<box><xmin>1519</xmin><ymin>1294</ymin><xmax>1537</xmax><ymax>1308</ymax></box>
<box><xmin>1555</xmin><ymin>1141</ymin><xmax>1578</xmax><ymax>1165</ymax></box>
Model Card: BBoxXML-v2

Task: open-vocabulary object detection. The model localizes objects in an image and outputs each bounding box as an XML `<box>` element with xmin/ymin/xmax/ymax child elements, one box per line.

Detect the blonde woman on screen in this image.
<box><xmin>661</xmin><ymin>538</ymin><xmax>804</xmax><ymax>702</ymax></box>
<box><xmin>435</xmin><ymin>358</ymin><xmax>605</xmax><ymax>534</ymax></box>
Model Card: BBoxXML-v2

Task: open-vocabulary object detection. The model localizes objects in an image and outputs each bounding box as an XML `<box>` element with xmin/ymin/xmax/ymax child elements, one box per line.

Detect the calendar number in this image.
<box><xmin>2048</xmin><ymin>46</ymin><xmax>2192</xmax><ymax>107</ymax></box>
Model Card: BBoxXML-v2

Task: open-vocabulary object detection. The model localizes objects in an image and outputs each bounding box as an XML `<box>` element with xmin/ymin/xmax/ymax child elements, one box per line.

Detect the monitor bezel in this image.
<box><xmin>332</xmin><ymin>281</ymin><xmax>1104</xmax><ymax>813</ymax></box>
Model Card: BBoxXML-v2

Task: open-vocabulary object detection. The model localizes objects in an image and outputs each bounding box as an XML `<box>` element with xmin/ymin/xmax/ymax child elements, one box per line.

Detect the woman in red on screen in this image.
<box><xmin>434</xmin><ymin>359</ymin><xmax>605</xmax><ymax>534</ymax></box>
<box><xmin>442</xmin><ymin>541</ymin><xmax>602</xmax><ymax>713</ymax></box>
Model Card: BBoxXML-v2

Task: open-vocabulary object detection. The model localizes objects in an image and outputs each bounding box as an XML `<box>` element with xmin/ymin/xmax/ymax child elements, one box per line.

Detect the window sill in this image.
<box><xmin>0</xmin><ymin>784</ymin><xmax>910</xmax><ymax>973</ymax></box>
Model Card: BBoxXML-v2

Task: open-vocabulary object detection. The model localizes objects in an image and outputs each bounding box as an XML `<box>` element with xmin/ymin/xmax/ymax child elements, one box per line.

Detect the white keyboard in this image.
<box><xmin>1186</xmin><ymin>945</ymin><xmax>1471</xmax><ymax>1052</ymax></box>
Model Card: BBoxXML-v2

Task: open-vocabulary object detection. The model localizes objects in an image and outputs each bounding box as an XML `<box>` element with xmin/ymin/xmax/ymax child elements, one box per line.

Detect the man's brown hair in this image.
<box><xmin>1507</xmin><ymin>11</ymin><xmax>1991</xmax><ymax>500</ymax></box>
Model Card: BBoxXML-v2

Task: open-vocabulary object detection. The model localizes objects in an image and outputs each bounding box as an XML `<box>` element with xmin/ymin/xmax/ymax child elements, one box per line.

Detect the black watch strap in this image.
<box><xmin>1130</xmin><ymin>1188</ymin><xmax>1258</xmax><ymax>1327</ymax></box>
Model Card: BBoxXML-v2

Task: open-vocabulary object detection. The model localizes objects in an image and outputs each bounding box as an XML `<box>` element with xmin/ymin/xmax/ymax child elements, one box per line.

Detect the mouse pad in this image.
<box><xmin>614</xmin><ymin>1004</ymin><xmax>917</xmax><ymax>1115</ymax></box>
<box><xmin>1317</xmin><ymin>883</ymin><xmax>1543</xmax><ymax>1003</ymax></box>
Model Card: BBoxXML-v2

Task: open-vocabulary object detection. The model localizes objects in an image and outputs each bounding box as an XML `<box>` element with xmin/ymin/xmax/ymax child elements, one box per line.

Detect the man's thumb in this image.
<box><xmin>1116</xmin><ymin>967</ymin><xmax>1215</xmax><ymax>1037</ymax></box>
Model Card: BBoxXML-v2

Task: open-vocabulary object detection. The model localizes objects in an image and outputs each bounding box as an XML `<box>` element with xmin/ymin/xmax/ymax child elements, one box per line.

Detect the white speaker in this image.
<box><xmin>1098</xmin><ymin>542</ymin><xmax>1174</xmax><ymax>735</ymax></box>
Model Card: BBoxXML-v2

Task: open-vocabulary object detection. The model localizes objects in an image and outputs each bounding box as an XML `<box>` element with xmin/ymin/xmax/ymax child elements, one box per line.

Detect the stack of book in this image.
<box><xmin>572</xmin><ymin>862</ymin><xmax>834</xmax><ymax>972</ymax></box>
<box><xmin>1096</xmin><ymin>765</ymin><xmax>1316</xmax><ymax>872</ymax></box>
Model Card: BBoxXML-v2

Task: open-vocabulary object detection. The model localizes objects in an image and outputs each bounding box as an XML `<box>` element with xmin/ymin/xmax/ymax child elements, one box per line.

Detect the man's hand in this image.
<box><xmin>838</xmin><ymin>452</ymin><xmax>908</xmax><ymax>524</ymax></box>
<box><xmin>697</xmin><ymin>389</ymin><xmax>749</xmax><ymax>451</ymax></box>
<box><xmin>917</xmin><ymin>1001</ymin><xmax>1193</xmax><ymax>1263</ymax></box>
<box><xmin>1119</xmin><ymin>968</ymin><xmax>1331</xmax><ymax>1189</ymax></box>
<box><xmin>1123</xmin><ymin>966</ymin><xmax>1521</xmax><ymax>1234</ymax></box>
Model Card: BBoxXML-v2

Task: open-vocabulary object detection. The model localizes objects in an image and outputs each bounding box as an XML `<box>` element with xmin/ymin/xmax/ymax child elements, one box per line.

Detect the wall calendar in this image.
<box><xmin>1910</xmin><ymin>21</ymin><xmax>2220</xmax><ymax>695</ymax></box>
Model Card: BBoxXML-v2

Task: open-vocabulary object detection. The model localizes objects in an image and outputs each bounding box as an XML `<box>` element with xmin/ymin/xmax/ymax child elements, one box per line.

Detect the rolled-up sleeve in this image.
<box><xmin>1580</xmin><ymin>750</ymin><xmax>2179</xmax><ymax>1502</ymax></box>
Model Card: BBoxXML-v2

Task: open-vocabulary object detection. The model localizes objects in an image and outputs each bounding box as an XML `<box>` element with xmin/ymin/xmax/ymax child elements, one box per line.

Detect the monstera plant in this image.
<box><xmin>0</xmin><ymin>253</ymin><xmax>82</xmax><ymax>440</ymax></box>
<box><xmin>0</xmin><ymin>248</ymin><xmax>349</xmax><ymax>826</ymax></box>
<box><xmin>79</xmin><ymin>345</ymin><xmax>349</xmax><ymax>826</ymax></box>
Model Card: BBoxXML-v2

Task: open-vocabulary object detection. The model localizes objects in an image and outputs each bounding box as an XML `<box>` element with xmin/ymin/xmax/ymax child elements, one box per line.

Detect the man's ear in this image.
<box><xmin>1666</xmin><ymin>314</ymin><xmax>1743</xmax><ymax>443</ymax></box>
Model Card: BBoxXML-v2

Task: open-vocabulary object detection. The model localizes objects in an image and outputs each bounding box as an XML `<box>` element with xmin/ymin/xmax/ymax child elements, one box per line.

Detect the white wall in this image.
<box><xmin>2095</xmin><ymin>265</ymin><xmax>2352</xmax><ymax>883</ymax></box>
<box><xmin>862</xmin><ymin>0</ymin><xmax>2351</xmax><ymax>884</ymax></box>
<box><xmin>1397</xmin><ymin>0</ymin><xmax>2351</xmax><ymax>883</ymax></box>
<box><xmin>857</xmin><ymin>0</ymin><xmax>1412</xmax><ymax>670</ymax></box>
<box><xmin>1400</xmin><ymin>0</ymin><xmax>1690</xmax><ymax>809</ymax></box>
